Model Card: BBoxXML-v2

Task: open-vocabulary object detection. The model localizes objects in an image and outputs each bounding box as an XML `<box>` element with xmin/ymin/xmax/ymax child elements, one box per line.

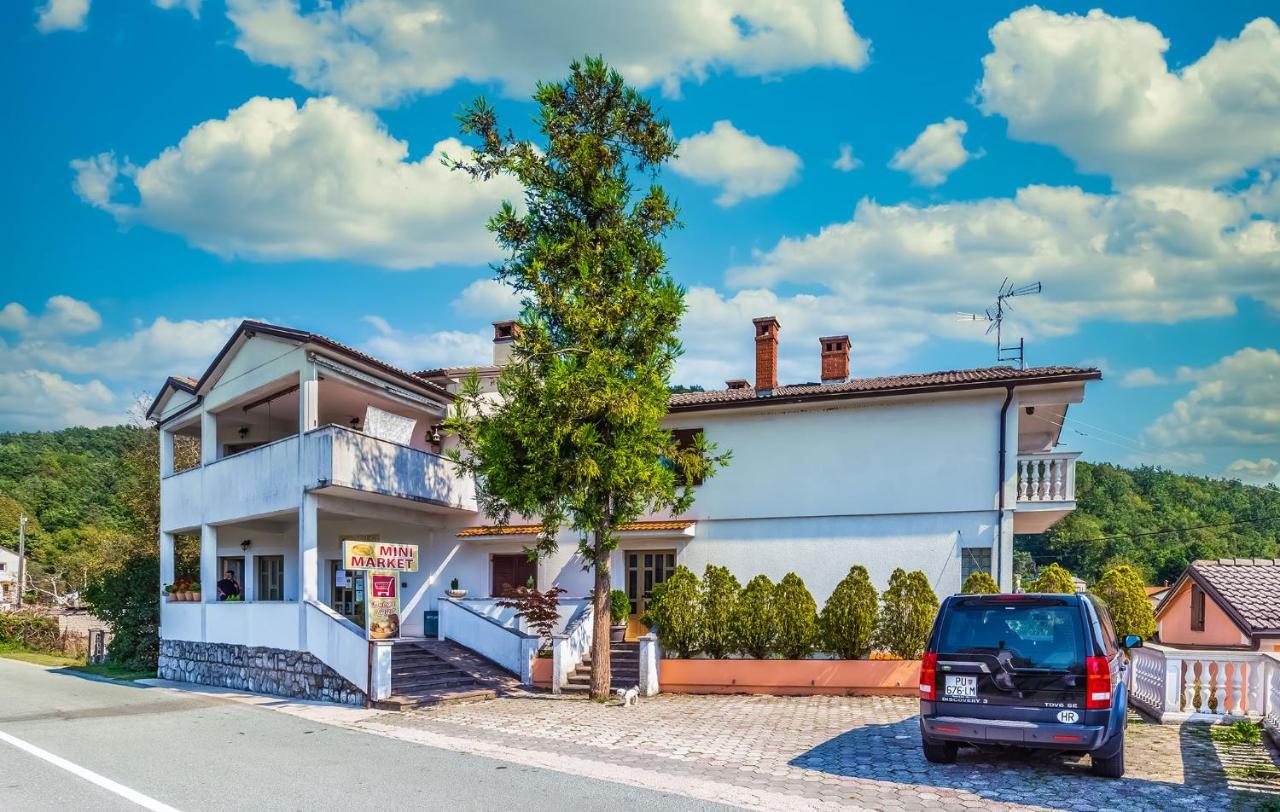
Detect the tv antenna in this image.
<box><xmin>957</xmin><ymin>278</ymin><xmax>1042</xmax><ymax>368</ymax></box>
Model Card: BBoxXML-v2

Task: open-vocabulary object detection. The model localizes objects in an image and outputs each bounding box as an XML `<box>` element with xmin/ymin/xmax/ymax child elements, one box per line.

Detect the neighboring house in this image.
<box><xmin>1145</xmin><ymin>584</ymin><xmax>1171</xmax><ymax>611</ymax></box>
<box><xmin>0</xmin><ymin>545</ymin><xmax>18</xmax><ymax>608</ymax></box>
<box><xmin>1155</xmin><ymin>559</ymin><xmax>1280</xmax><ymax>651</ymax></box>
<box><xmin>149</xmin><ymin>317</ymin><xmax>1098</xmax><ymax>702</ymax></box>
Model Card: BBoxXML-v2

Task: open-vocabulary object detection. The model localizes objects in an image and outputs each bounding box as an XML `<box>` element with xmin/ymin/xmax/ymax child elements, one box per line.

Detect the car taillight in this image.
<box><xmin>1086</xmin><ymin>656</ymin><xmax>1111</xmax><ymax>709</ymax></box>
<box><xmin>919</xmin><ymin>652</ymin><xmax>938</xmax><ymax>700</ymax></box>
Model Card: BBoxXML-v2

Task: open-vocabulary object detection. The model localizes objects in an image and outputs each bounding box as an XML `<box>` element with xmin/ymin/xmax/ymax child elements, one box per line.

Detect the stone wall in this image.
<box><xmin>158</xmin><ymin>640</ymin><xmax>365</xmax><ymax>705</ymax></box>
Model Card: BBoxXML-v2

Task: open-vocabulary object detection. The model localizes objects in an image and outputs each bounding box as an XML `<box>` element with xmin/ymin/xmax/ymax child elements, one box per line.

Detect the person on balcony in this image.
<box><xmin>217</xmin><ymin>570</ymin><xmax>242</xmax><ymax>601</ymax></box>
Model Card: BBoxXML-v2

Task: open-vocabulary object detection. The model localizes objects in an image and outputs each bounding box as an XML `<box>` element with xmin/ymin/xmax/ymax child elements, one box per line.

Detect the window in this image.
<box><xmin>256</xmin><ymin>556</ymin><xmax>284</xmax><ymax>601</ymax></box>
<box><xmin>961</xmin><ymin>548</ymin><xmax>992</xmax><ymax>584</ymax></box>
<box><xmin>670</xmin><ymin>428</ymin><xmax>704</xmax><ymax>486</ymax></box>
<box><xmin>1190</xmin><ymin>584</ymin><xmax>1205</xmax><ymax>632</ymax></box>
<box><xmin>937</xmin><ymin>597</ymin><xmax>1083</xmax><ymax>670</ymax></box>
<box><xmin>0</xmin><ymin>562</ymin><xmax>6</xmax><ymax>572</ymax></box>
<box><xmin>490</xmin><ymin>554</ymin><xmax>537</xmax><ymax>597</ymax></box>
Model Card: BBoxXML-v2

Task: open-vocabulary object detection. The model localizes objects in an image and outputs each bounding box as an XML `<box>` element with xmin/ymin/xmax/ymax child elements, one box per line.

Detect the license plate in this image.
<box><xmin>944</xmin><ymin>675</ymin><xmax>977</xmax><ymax>698</ymax></box>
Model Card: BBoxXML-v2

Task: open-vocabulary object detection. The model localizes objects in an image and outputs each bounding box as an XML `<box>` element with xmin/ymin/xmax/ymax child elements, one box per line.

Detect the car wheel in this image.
<box><xmin>1090</xmin><ymin>735</ymin><xmax>1124</xmax><ymax>778</ymax></box>
<box><xmin>922</xmin><ymin>738</ymin><xmax>958</xmax><ymax>764</ymax></box>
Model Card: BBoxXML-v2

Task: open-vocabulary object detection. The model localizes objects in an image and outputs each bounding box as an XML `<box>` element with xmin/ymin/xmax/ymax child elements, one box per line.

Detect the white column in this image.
<box><xmin>639</xmin><ymin>633</ymin><xmax>660</xmax><ymax>697</ymax></box>
<box><xmin>243</xmin><ymin>551</ymin><xmax>256</xmax><ymax>602</ymax></box>
<box><xmin>200</xmin><ymin>524</ymin><xmax>218</xmax><ymax>602</ymax></box>
<box><xmin>200</xmin><ymin>409</ymin><xmax>218</xmax><ymax>464</ymax></box>
<box><xmin>159</xmin><ymin>532</ymin><xmax>175</xmax><ymax>591</ymax></box>
<box><xmin>299</xmin><ymin>492</ymin><xmax>319</xmax><ymax>603</ymax></box>
<box><xmin>159</xmin><ymin>428</ymin><xmax>175</xmax><ymax>477</ymax></box>
<box><xmin>300</xmin><ymin>361</ymin><xmax>319</xmax><ymax>435</ymax></box>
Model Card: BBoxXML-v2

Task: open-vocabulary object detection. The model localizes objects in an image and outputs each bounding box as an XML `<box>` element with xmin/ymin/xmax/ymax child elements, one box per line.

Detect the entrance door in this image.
<box><xmin>329</xmin><ymin>561</ymin><xmax>365</xmax><ymax>623</ymax></box>
<box><xmin>490</xmin><ymin>554</ymin><xmax>537</xmax><ymax>596</ymax></box>
<box><xmin>625</xmin><ymin>550</ymin><xmax>676</xmax><ymax>623</ymax></box>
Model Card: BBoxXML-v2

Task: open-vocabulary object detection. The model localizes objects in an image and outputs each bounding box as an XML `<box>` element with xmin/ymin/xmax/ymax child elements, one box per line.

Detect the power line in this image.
<box><xmin>1017</xmin><ymin>513</ymin><xmax>1280</xmax><ymax>560</ymax></box>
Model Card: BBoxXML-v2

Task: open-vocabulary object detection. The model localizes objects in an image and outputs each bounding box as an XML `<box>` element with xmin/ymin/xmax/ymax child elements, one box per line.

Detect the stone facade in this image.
<box><xmin>158</xmin><ymin>640</ymin><xmax>365</xmax><ymax>705</ymax></box>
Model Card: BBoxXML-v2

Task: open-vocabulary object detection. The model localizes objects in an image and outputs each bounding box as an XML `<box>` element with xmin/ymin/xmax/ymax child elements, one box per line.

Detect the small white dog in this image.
<box><xmin>615</xmin><ymin>685</ymin><xmax>639</xmax><ymax>707</ymax></box>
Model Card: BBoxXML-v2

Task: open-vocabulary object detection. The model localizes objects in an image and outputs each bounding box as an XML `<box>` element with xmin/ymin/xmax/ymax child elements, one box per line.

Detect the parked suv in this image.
<box><xmin>918</xmin><ymin>592</ymin><xmax>1141</xmax><ymax>778</ymax></box>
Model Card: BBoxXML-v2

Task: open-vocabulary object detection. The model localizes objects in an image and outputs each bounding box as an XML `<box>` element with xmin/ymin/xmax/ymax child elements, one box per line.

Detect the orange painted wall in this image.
<box><xmin>658</xmin><ymin>658</ymin><xmax>920</xmax><ymax>696</ymax></box>
<box><xmin>1157</xmin><ymin>579</ymin><xmax>1251</xmax><ymax>648</ymax></box>
<box><xmin>531</xmin><ymin>657</ymin><xmax>553</xmax><ymax>688</ymax></box>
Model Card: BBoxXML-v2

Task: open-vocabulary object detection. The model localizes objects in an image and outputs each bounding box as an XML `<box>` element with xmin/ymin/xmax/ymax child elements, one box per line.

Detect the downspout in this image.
<box><xmin>996</xmin><ymin>385</ymin><xmax>1014</xmax><ymax>590</ymax></box>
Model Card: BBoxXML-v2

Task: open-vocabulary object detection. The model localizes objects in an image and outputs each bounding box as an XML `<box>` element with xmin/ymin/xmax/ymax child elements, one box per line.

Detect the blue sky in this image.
<box><xmin>2</xmin><ymin>1</ymin><xmax>1277</xmax><ymax>485</ymax></box>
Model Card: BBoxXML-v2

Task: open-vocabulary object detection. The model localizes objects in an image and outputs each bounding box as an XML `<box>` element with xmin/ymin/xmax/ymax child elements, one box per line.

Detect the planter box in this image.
<box><xmin>531</xmin><ymin>656</ymin><xmax>554</xmax><ymax>689</ymax></box>
<box><xmin>658</xmin><ymin>658</ymin><xmax>920</xmax><ymax>696</ymax></box>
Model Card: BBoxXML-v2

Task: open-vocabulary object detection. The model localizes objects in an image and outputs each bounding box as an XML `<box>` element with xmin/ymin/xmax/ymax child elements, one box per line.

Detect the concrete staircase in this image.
<box><xmin>374</xmin><ymin>639</ymin><xmax>520</xmax><ymax>710</ymax></box>
<box><xmin>564</xmin><ymin>641</ymin><xmax>639</xmax><ymax>693</ymax></box>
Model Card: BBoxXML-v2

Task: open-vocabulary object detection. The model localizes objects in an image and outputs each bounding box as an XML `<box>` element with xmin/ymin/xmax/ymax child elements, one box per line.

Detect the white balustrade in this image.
<box><xmin>1128</xmin><ymin>643</ymin><xmax>1279</xmax><ymax>724</ymax></box>
<box><xmin>1016</xmin><ymin>452</ymin><xmax>1080</xmax><ymax>504</ymax></box>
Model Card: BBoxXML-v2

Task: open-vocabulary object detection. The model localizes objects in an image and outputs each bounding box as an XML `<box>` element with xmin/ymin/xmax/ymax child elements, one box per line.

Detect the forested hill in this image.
<box><xmin>2</xmin><ymin>427</ymin><xmax>1278</xmax><ymax>591</ymax></box>
<box><xmin>1017</xmin><ymin>461</ymin><xmax>1280</xmax><ymax>586</ymax></box>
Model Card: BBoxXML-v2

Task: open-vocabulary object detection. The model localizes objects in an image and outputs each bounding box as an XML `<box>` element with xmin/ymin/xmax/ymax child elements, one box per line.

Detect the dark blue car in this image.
<box><xmin>918</xmin><ymin>592</ymin><xmax>1141</xmax><ymax>778</ymax></box>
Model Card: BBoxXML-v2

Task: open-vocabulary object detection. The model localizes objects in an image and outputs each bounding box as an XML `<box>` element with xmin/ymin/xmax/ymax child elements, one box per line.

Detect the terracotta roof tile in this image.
<box><xmin>668</xmin><ymin>365</ymin><xmax>1101</xmax><ymax>410</ymax></box>
<box><xmin>1191</xmin><ymin>558</ymin><xmax>1280</xmax><ymax>632</ymax></box>
<box><xmin>457</xmin><ymin>520</ymin><xmax>694</xmax><ymax>538</ymax></box>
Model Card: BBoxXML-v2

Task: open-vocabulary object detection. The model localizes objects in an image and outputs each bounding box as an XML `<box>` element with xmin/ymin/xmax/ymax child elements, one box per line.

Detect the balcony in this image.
<box><xmin>306</xmin><ymin>424</ymin><xmax>476</xmax><ymax>513</ymax></box>
<box><xmin>1013</xmin><ymin>451</ymin><xmax>1080</xmax><ymax>534</ymax></box>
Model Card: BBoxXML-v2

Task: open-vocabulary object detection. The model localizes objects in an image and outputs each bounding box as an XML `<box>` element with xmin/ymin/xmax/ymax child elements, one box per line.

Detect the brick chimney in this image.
<box><xmin>753</xmin><ymin>316</ymin><xmax>780</xmax><ymax>395</ymax></box>
<box><xmin>492</xmin><ymin>320</ymin><xmax>517</xmax><ymax>366</ymax></box>
<box><xmin>819</xmin><ymin>335</ymin><xmax>850</xmax><ymax>383</ymax></box>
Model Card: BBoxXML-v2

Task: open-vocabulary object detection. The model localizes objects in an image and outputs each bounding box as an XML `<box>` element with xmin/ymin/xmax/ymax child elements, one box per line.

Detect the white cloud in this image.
<box><xmin>0</xmin><ymin>295</ymin><xmax>101</xmax><ymax>337</ymax></box>
<box><xmin>727</xmin><ymin>180</ymin><xmax>1280</xmax><ymax>340</ymax></box>
<box><xmin>226</xmin><ymin>0</ymin><xmax>869</xmax><ymax>107</ymax></box>
<box><xmin>73</xmin><ymin>96</ymin><xmax>523</xmax><ymax>270</ymax></box>
<box><xmin>0</xmin><ymin>370</ymin><xmax>121</xmax><ymax>431</ymax></box>
<box><xmin>361</xmin><ymin>317</ymin><xmax>491</xmax><ymax>372</ymax></box>
<box><xmin>672</xmin><ymin>121</ymin><xmax>802</xmax><ymax>206</ymax></box>
<box><xmin>979</xmin><ymin>9</ymin><xmax>1280</xmax><ymax>186</ymax></box>
<box><xmin>1146</xmin><ymin>348</ymin><xmax>1280</xmax><ymax>448</ymax></box>
<box><xmin>451</xmin><ymin>279</ymin><xmax>522</xmax><ymax>321</ymax></box>
<box><xmin>1119</xmin><ymin>368</ymin><xmax>1169</xmax><ymax>388</ymax></box>
<box><xmin>833</xmin><ymin>143</ymin><xmax>861</xmax><ymax>173</ymax></box>
<box><xmin>1226</xmin><ymin>457</ymin><xmax>1280</xmax><ymax>484</ymax></box>
<box><xmin>889</xmin><ymin>118</ymin><xmax>977</xmax><ymax>187</ymax></box>
<box><xmin>152</xmin><ymin>0</ymin><xmax>200</xmax><ymax>15</ymax></box>
<box><xmin>35</xmin><ymin>0</ymin><xmax>89</xmax><ymax>33</ymax></box>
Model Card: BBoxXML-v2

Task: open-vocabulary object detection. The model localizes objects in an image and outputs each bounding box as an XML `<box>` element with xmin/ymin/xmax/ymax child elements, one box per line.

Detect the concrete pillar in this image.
<box><xmin>201</xmin><ymin>409</ymin><xmax>218</xmax><ymax>464</ymax></box>
<box><xmin>299</xmin><ymin>493</ymin><xmax>319</xmax><ymax>603</ymax></box>
<box><xmin>200</xmin><ymin>524</ymin><xmax>218</xmax><ymax>602</ymax></box>
<box><xmin>997</xmin><ymin>511</ymin><xmax>1015</xmax><ymax>592</ymax></box>
<box><xmin>300</xmin><ymin>362</ymin><xmax>319</xmax><ymax>434</ymax></box>
<box><xmin>369</xmin><ymin>640</ymin><xmax>394</xmax><ymax>701</ymax></box>
<box><xmin>159</xmin><ymin>428</ymin><xmax>174</xmax><ymax>477</ymax></box>
<box><xmin>159</xmin><ymin>531</ymin><xmax>175</xmax><ymax>591</ymax></box>
<box><xmin>243</xmin><ymin>551</ymin><xmax>256</xmax><ymax>602</ymax></box>
<box><xmin>639</xmin><ymin>633</ymin><xmax>660</xmax><ymax>697</ymax></box>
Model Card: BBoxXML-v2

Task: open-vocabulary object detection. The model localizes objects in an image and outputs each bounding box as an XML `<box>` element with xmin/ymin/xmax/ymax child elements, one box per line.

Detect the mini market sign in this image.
<box><xmin>342</xmin><ymin>536</ymin><xmax>418</xmax><ymax>572</ymax></box>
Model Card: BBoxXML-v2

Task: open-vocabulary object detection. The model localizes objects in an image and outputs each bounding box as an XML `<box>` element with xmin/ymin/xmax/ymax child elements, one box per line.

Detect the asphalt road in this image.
<box><xmin>0</xmin><ymin>658</ymin><xmax>731</xmax><ymax>811</ymax></box>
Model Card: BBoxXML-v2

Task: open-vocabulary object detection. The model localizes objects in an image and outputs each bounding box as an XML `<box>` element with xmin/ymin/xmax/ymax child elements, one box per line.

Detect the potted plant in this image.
<box><xmin>164</xmin><ymin>583</ymin><xmax>176</xmax><ymax>602</ymax></box>
<box><xmin>189</xmin><ymin>581</ymin><xmax>201</xmax><ymax>601</ymax></box>
<box><xmin>446</xmin><ymin>577</ymin><xmax>467</xmax><ymax>599</ymax></box>
<box><xmin>609</xmin><ymin>588</ymin><xmax>630</xmax><ymax>642</ymax></box>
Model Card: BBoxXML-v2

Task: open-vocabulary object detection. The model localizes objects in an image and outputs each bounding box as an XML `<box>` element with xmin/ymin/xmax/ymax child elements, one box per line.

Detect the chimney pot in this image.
<box><xmin>819</xmin><ymin>335</ymin><xmax>850</xmax><ymax>383</ymax></box>
<box><xmin>725</xmin><ymin>379</ymin><xmax>749</xmax><ymax>390</ymax></box>
<box><xmin>752</xmin><ymin>316</ymin><xmax>780</xmax><ymax>395</ymax></box>
<box><xmin>492</xmin><ymin>320</ymin><xmax>518</xmax><ymax>366</ymax></box>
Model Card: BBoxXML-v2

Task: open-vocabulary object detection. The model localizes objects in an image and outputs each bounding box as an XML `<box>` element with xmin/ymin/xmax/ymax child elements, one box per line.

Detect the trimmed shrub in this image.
<box><xmin>0</xmin><ymin>612</ymin><xmax>60</xmax><ymax>651</ymax></box>
<box><xmin>874</xmin><ymin>568</ymin><xmax>939</xmax><ymax>659</ymax></box>
<box><xmin>1094</xmin><ymin>565</ymin><xmax>1156</xmax><ymax>640</ymax></box>
<box><xmin>701</xmin><ymin>565</ymin><xmax>741</xmax><ymax>659</ymax></box>
<box><xmin>960</xmin><ymin>570</ymin><xmax>1000</xmax><ymax>594</ymax></box>
<box><xmin>609</xmin><ymin>589</ymin><xmax>630</xmax><ymax>626</ymax></box>
<box><xmin>734</xmin><ymin>574</ymin><xmax>776</xmax><ymax>658</ymax></box>
<box><xmin>1029</xmin><ymin>562</ymin><xmax>1077</xmax><ymax>594</ymax></box>
<box><xmin>773</xmin><ymin>572</ymin><xmax>819</xmax><ymax>659</ymax></box>
<box><xmin>819</xmin><ymin>565</ymin><xmax>878</xmax><ymax>659</ymax></box>
<box><xmin>646</xmin><ymin>565</ymin><xmax>702</xmax><ymax>658</ymax></box>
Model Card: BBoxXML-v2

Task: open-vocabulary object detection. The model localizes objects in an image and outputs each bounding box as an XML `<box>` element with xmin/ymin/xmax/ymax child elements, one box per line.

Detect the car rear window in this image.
<box><xmin>937</xmin><ymin>598</ymin><xmax>1084</xmax><ymax>670</ymax></box>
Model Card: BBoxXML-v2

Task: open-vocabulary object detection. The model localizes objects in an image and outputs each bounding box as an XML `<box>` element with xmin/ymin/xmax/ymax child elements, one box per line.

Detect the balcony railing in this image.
<box><xmin>306</xmin><ymin>424</ymin><xmax>476</xmax><ymax>512</ymax></box>
<box><xmin>1016</xmin><ymin>451</ymin><xmax>1080</xmax><ymax>505</ymax></box>
<box><xmin>1130</xmin><ymin>643</ymin><xmax>1280</xmax><ymax>727</ymax></box>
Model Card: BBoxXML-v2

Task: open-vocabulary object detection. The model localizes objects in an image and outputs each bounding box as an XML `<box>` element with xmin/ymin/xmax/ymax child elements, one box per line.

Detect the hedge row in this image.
<box><xmin>0</xmin><ymin>611</ymin><xmax>61</xmax><ymax>652</ymax></box>
<box><xmin>646</xmin><ymin>565</ymin><xmax>939</xmax><ymax>660</ymax></box>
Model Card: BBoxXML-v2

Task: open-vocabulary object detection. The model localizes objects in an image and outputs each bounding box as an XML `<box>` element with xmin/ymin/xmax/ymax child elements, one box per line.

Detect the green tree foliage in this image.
<box><xmin>1028</xmin><ymin>562</ymin><xmax>1077</xmax><ymax>594</ymax></box>
<box><xmin>645</xmin><ymin>565</ymin><xmax>702</xmax><ymax>658</ymax></box>
<box><xmin>772</xmin><ymin>572</ymin><xmax>818</xmax><ymax>660</ymax></box>
<box><xmin>734</xmin><ymin>574</ymin><xmax>776</xmax><ymax>658</ymax></box>
<box><xmin>609</xmin><ymin>588</ymin><xmax>630</xmax><ymax>626</ymax></box>
<box><xmin>700</xmin><ymin>564</ymin><xmax>740</xmax><ymax>659</ymax></box>
<box><xmin>819</xmin><ymin>565</ymin><xmax>878</xmax><ymax>659</ymax></box>
<box><xmin>1018</xmin><ymin>462</ymin><xmax>1280</xmax><ymax>585</ymax></box>
<box><xmin>1094</xmin><ymin>565</ymin><xmax>1156</xmax><ymax>640</ymax></box>
<box><xmin>874</xmin><ymin>569</ymin><xmax>939</xmax><ymax>659</ymax></box>
<box><xmin>442</xmin><ymin>57</ymin><xmax>727</xmax><ymax>699</ymax></box>
<box><xmin>961</xmin><ymin>570</ymin><xmax>1000</xmax><ymax>594</ymax></box>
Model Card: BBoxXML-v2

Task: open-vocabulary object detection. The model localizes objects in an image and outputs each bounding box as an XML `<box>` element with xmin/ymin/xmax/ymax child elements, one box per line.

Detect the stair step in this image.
<box><xmin>374</xmin><ymin>688</ymin><xmax>497</xmax><ymax>710</ymax></box>
<box><xmin>392</xmin><ymin>662</ymin><xmax>457</xmax><ymax>677</ymax></box>
<box><xmin>392</xmin><ymin>672</ymin><xmax>485</xmax><ymax>690</ymax></box>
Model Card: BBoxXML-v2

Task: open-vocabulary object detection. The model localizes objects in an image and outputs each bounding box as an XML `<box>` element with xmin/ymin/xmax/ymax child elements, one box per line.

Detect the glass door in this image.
<box><xmin>625</xmin><ymin>550</ymin><xmax>676</xmax><ymax>621</ymax></box>
<box><xmin>329</xmin><ymin>560</ymin><xmax>365</xmax><ymax>624</ymax></box>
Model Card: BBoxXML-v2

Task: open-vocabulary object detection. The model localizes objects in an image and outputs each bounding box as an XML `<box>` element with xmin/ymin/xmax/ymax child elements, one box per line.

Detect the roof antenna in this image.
<box><xmin>957</xmin><ymin>278</ymin><xmax>1042</xmax><ymax>368</ymax></box>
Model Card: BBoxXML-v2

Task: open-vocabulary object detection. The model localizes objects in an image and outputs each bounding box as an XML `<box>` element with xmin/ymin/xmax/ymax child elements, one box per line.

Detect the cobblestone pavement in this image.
<box><xmin>369</xmin><ymin>693</ymin><xmax>1280</xmax><ymax>811</ymax></box>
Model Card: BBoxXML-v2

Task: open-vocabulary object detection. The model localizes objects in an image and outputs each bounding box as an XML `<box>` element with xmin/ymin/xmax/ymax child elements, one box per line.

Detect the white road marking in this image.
<box><xmin>0</xmin><ymin>729</ymin><xmax>181</xmax><ymax>812</ymax></box>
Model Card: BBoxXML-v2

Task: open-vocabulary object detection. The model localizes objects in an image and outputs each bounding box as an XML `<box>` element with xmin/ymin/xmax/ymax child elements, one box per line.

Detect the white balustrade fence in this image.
<box><xmin>1129</xmin><ymin>643</ymin><xmax>1280</xmax><ymax>729</ymax></box>
<box><xmin>1017</xmin><ymin>452</ymin><xmax>1079</xmax><ymax>503</ymax></box>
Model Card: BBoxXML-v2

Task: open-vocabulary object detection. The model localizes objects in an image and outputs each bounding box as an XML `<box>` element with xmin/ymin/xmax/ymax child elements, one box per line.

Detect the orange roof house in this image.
<box><xmin>1155</xmin><ymin>559</ymin><xmax>1280</xmax><ymax>651</ymax></box>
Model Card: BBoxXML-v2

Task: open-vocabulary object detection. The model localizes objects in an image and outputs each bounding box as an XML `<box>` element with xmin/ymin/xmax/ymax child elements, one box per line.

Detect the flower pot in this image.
<box><xmin>610</xmin><ymin>624</ymin><xmax>627</xmax><ymax>643</ymax></box>
<box><xmin>446</xmin><ymin>589</ymin><xmax>467</xmax><ymax>599</ymax></box>
<box><xmin>185</xmin><ymin>591</ymin><xmax>196</xmax><ymax>601</ymax></box>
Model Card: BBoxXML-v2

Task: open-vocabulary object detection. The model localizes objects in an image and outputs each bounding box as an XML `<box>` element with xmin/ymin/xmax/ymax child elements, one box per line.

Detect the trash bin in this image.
<box><xmin>424</xmin><ymin>610</ymin><xmax>439</xmax><ymax>638</ymax></box>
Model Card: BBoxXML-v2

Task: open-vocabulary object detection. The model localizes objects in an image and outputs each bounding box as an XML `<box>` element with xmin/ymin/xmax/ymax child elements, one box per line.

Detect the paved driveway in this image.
<box><xmin>374</xmin><ymin>693</ymin><xmax>1280</xmax><ymax>811</ymax></box>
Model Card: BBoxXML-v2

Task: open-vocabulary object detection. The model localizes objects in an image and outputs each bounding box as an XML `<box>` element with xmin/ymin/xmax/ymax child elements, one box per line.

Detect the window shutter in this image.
<box><xmin>1190</xmin><ymin>584</ymin><xmax>1205</xmax><ymax>632</ymax></box>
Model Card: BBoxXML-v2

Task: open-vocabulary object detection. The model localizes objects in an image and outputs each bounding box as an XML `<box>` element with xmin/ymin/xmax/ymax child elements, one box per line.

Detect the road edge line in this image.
<box><xmin>0</xmin><ymin>729</ymin><xmax>181</xmax><ymax>812</ymax></box>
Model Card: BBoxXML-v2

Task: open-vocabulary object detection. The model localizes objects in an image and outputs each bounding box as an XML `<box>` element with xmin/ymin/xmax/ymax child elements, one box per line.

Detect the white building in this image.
<box><xmin>149</xmin><ymin>317</ymin><xmax>1097</xmax><ymax>704</ymax></box>
<box><xmin>0</xmin><ymin>545</ymin><xmax>18</xmax><ymax>608</ymax></box>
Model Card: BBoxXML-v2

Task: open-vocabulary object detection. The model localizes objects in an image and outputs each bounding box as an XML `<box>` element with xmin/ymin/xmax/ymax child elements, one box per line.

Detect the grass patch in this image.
<box><xmin>1226</xmin><ymin>764</ymin><xmax>1280</xmax><ymax>780</ymax></box>
<box><xmin>67</xmin><ymin>662</ymin><xmax>155</xmax><ymax>681</ymax></box>
<box><xmin>1213</xmin><ymin>720</ymin><xmax>1264</xmax><ymax>745</ymax></box>
<box><xmin>0</xmin><ymin>643</ymin><xmax>84</xmax><ymax>668</ymax></box>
